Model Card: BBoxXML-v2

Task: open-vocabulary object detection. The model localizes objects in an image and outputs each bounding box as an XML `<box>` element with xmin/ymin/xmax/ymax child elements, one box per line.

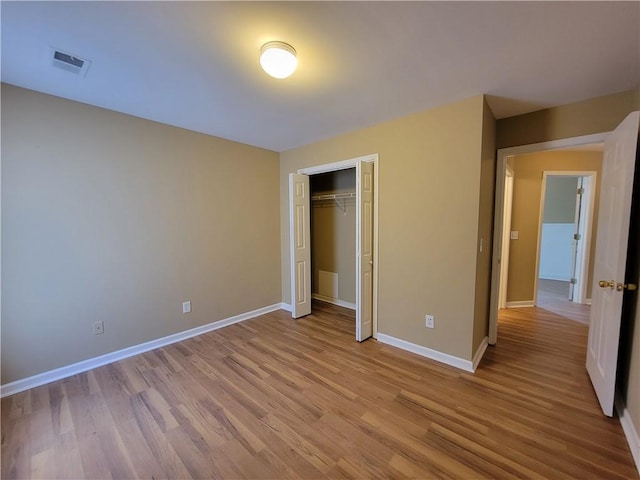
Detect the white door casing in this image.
<box><xmin>499</xmin><ymin>166</ymin><xmax>514</xmax><ymax>309</ymax></box>
<box><xmin>289</xmin><ymin>173</ymin><xmax>311</xmax><ymax>318</ymax></box>
<box><xmin>586</xmin><ymin>111</ymin><xmax>639</xmax><ymax>417</ymax></box>
<box><xmin>573</xmin><ymin>175</ymin><xmax>596</xmax><ymax>305</ymax></box>
<box><xmin>356</xmin><ymin>161</ymin><xmax>374</xmax><ymax>341</ymax></box>
<box><xmin>569</xmin><ymin>178</ymin><xmax>583</xmax><ymax>301</ymax></box>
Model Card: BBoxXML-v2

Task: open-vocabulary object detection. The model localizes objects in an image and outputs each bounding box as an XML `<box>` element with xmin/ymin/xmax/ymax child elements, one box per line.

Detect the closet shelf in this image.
<box><xmin>311</xmin><ymin>192</ymin><xmax>355</xmax><ymax>214</ymax></box>
<box><xmin>311</xmin><ymin>192</ymin><xmax>356</xmax><ymax>201</ymax></box>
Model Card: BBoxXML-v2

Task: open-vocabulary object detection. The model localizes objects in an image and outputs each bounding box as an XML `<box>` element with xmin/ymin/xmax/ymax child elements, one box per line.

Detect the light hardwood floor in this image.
<box><xmin>2</xmin><ymin>301</ymin><xmax>638</xmax><ymax>479</ymax></box>
<box><xmin>537</xmin><ymin>278</ymin><xmax>591</xmax><ymax>324</ymax></box>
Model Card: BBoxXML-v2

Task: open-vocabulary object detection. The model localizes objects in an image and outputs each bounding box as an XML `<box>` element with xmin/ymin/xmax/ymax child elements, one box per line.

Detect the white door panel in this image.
<box><xmin>586</xmin><ymin>111</ymin><xmax>639</xmax><ymax>416</ymax></box>
<box><xmin>289</xmin><ymin>173</ymin><xmax>311</xmax><ymax>318</ymax></box>
<box><xmin>356</xmin><ymin>161</ymin><xmax>374</xmax><ymax>341</ymax></box>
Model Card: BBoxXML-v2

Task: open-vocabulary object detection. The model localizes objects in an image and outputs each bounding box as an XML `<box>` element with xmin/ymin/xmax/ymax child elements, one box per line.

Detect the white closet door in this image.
<box><xmin>356</xmin><ymin>161</ymin><xmax>374</xmax><ymax>341</ymax></box>
<box><xmin>289</xmin><ymin>173</ymin><xmax>311</xmax><ymax>318</ymax></box>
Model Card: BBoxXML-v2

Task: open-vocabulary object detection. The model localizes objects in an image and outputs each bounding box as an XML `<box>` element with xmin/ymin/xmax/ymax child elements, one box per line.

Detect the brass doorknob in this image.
<box><xmin>599</xmin><ymin>280</ymin><xmax>615</xmax><ymax>289</ymax></box>
<box><xmin>617</xmin><ymin>283</ymin><xmax>638</xmax><ymax>291</ymax></box>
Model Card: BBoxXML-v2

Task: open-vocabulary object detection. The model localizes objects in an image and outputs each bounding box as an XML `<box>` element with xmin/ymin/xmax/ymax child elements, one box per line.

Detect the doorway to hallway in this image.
<box><xmin>536</xmin><ymin>278</ymin><xmax>590</xmax><ymax>324</ymax></box>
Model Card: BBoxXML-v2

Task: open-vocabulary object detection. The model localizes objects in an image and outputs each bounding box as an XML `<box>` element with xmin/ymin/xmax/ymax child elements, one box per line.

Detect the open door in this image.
<box><xmin>289</xmin><ymin>173</ymin><xmax>311</xmax><ymax>318</ymax></box>
<box><xmin>587</xmin><ymin>111</ymin><xmax>639</xmax><ymax>416</ymax></box>
<box><xmin>356</xmin><ymin>161</ymin><xmax>374</xmax><ymax>341</ymax></box>
<box><xmin>568</xmin><ymin>178</ymin><xmax>584</xmax><ymax>301</ymax></box>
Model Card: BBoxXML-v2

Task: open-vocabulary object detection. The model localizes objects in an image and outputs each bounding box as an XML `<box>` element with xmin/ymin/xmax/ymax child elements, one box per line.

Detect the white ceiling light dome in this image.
<box><xmin>260</xmin><ymin>41</ymin><xmax>297</xmax><ymax>79</ymax></box>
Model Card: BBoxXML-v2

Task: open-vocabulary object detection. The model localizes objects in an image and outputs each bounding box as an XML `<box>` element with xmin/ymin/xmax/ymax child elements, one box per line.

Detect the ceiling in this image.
<box><xmin>2</xmin><ymin>2</ymin><xmax>638</xmax><ymax>152</ymax></box>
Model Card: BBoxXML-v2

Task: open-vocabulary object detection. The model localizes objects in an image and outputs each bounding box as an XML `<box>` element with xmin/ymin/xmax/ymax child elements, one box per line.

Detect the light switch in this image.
<box><xmin>510</xmin><ymin>231</ymin><xmax>519</xmax><ymax>240</ymax></box>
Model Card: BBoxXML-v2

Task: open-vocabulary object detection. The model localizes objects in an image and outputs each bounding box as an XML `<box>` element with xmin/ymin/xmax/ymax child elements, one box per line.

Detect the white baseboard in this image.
<box><xmin>539</xmin><ymin>274</ymin><xmax>571</xmax><ymax>281</ymax></box>
<box><xmin>506</xmin><ymin>301</ymin><xmax>535</xmax><ymax>308</ymax></box>
<box><xmin>472</xmin><ymin>336</ymin><xmax>489</xmax><ymax>371</ymax></box>
<box><xmin>1</xmin><ymin>302</ymin><xmax>287</xmax><ymax>398</ymax></box>
<box><xmin>376</xmin><ymin>333</ymin><xmax>474</xmax><ymax>373</ymax></box>
<box><xmin>616</xmin><ymin>396</ymin><xmax>640</xmax><ymax>476</ymax></box>
<box><xmin>280</xmin><ymin>302</ymin><xmax>292</xmax><ymax>313</ymax></box>
<box><xmin>312</xmin><ymin>294</ymin><xmax>356</xmax><ymax>310</ymax></box>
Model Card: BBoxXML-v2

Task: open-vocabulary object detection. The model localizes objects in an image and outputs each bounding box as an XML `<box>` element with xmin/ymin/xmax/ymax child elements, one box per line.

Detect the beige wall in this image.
<box><xmin>498</xmin><ymin>88</ymin><xmax>639</xmax><ymax>436</ymax></box>
<box><xmin>310</xmin><ymin>169</ymin><xmax>356</xmax><ymax>303</ymax></box>
<box><xmin>497</xmin><ymin>89</ymin><xmax>637</xmax><ymax>149</ymax></box>
<box><xmin>472</xmin><ymin>98</ymin><xmax>496</xmax><ymax>353</ymax></box>
<box><xmin>507</xmin><ymin>151</ymin><xmax>602</xmax><ymax>303</ymax></box>
<box><xmin>1</xmin><ymin>84</ymin><xmax>281</xmax><ymax>384</ymax></box>
<box><xmin>281</xmin><ymin>95</ymin><xmax>487</xmax><ymax>361</ymax></box>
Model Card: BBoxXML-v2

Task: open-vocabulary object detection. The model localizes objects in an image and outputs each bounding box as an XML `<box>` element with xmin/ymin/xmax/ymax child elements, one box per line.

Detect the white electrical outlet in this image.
<box><xmin>93</xmin><ymin>321</ymin><xmax>104</xmax><ymax>335</ymax></box>
<box><xmin>182</xmin><ymin>301</ymin><xmax>191</xmax><ymax>314</ymax></box>
<box><xmin>425</xmin><ymin>314</ymin><xmax>435</xmax><ymax>329</ymax></box>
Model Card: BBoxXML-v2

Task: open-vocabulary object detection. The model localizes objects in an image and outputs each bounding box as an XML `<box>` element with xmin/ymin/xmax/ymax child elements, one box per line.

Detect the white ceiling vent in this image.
<box><xmin>50</xmin><ymin>48</ymin><xmax>91</xmax><ymax>76</ymax></box>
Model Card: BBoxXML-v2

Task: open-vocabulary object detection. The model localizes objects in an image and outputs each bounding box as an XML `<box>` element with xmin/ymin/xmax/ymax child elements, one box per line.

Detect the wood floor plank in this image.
<box><xmin>129</xmin><ymin>392</ymin><xmax>192</xmax><ymax>478</ymax></box>
<box><xmin>2</xmin><ymin>300</ymin><xmax>638</xmax><ymax>479</ymax></box>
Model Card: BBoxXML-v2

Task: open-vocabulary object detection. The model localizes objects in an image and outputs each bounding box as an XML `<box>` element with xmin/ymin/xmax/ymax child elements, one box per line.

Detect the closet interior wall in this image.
<box><xmin>310</xmin><ymin>168</ymin><xmax>357</xmax><ymax>307</ymax></box>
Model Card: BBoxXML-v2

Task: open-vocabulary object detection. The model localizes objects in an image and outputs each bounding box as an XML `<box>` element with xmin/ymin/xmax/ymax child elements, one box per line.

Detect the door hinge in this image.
<box><xmin>570</xmin><ymin>278</ymin><xmax>577</xmax><ymax>285</ymax></box>
<box><xmin>574</xmin><ymin>233</ymin><xmax>581</xmax><ymax>240</ymax></box>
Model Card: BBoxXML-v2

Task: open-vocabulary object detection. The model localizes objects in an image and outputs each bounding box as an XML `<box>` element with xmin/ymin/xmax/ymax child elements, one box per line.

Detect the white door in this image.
<box><xmin>586</xmin><ymin>111</ymin><xmax>639</xmax><ymax>417</ymax></box>
<box><xmin>289</xmin><ymin>173</ymin><xmax>311</xmax><ymax>318</ymax></box>
<box><xmin>356</xmin><ymin>161</ymin><xmax>374</xmax><ymax>341</ymax></box>
<box><xmin>568</xmin><ymin>178</ymin><xmax>584</xmax><ymax>301</ymax></box>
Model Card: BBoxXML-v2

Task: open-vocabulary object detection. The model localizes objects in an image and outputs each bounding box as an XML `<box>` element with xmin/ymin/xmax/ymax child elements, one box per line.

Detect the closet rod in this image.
<box><xmin>311</xmin><ymin>192</ymin><xmax>356</xmax><ymax>201</ymax></box>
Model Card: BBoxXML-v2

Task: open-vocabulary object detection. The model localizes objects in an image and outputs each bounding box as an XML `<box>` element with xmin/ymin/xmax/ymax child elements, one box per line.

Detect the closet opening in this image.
<box><xmin>310</xmin><ymin>169</ymin><xmax>357</xmax><ymax>311</ymax></box>
<box><xmin>289</xmin><ymin>154</ymin><xmax>378</xmax><ymax>342</ymax></box>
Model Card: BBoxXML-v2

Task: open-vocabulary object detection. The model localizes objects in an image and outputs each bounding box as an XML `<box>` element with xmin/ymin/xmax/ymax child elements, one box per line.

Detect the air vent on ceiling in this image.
<box><xmin>51</xmin><ymin>48</ymin><xmax>91</xmax><ymax>76</ymax></box>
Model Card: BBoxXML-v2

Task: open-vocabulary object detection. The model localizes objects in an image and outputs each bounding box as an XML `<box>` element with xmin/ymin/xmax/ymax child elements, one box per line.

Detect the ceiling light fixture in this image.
<box><xmin>260</xmin><ymin>41</ymin><xmax>297</xmax><ymax>79</ymax></box>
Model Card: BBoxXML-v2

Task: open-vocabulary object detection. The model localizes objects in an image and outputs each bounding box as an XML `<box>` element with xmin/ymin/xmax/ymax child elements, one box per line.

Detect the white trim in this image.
<box><xmin>489</xmin><ymin>132</ymin><xmax>609</xmax><ymax>345</ymax></box>
<box><xmin>506</xmin><ymin>301</ymin><xmax>535</xmax><ymax>308</ymax></box>
<box><xmin>312</xmin><ymin>294</ymin><xmax>356</xmax><ymax>310</ymax></box>
<box><xmin>280</xmin><ymin>302</ymin><xmax>292</xmax><ymax>312</ymax></box>
<box><xmin>616</xmin><ymin>395</ymin><xmax>640</xmax><ymax>476</ymax></box>
<box><xmin>574</xmin><ymin>174</ymin><xmax>597</xmax><ymax>304</ymax></box>
<box><xmin>372</xmin><ymin>156</ymin><xmax>380</xmax><ymax>339</ymax></box>
<box><xmin>498</xmin><ymin>166</ymin><xmax>514</xmax><ymax>309</ymax></box>
<box><xmin>297</xmin><ymin>154</ymin><xmax>377</xmax><ymax>175</ymax></box>
<box><xmin>472</xmin><ymin>336</ymin><xmax>489</xmax><ymax>371</ymax></box>
<box><xmin>0</xmin><ymin>303</ymin><xmax>286</xmax><ymax>398</ymax></box>
<box><xmin>539</xmin><ymin>273</ymin><xmax>572</xmax><ymax>281</ymax></box>
<box><xmin>376</xmin><ymin>333</ymin><xmax>474</xmax><ymax>373</ymax></box>
<box><xmin>586</xmin><ymin>298</ymin><xmax>592</xmax><ymax>306</ymax></box>
<box><xmin>497</xmin><ymin>133</ymin><xmax>608</xmax><ymax>158</ymax></box>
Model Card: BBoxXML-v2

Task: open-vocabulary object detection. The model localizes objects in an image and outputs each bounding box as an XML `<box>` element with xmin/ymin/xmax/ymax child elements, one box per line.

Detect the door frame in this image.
<box><xmin>489</xmin><ymin>133</ymin><xmax>608</xmax><ymax>345</ymax></box>
<box><xmin>536</xmin><ymin>171</ymin><xmax>597</xmax><ymax>306</ymax></box>
<box><xmin>498</xmin><ymin>165</ymin><xmax>514</xmax><ymax>309</ymax></box>
<box><xmin>296</xmin><ymin>153</ymin><xmax>380</xmax><ymax>338</ymax></box>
